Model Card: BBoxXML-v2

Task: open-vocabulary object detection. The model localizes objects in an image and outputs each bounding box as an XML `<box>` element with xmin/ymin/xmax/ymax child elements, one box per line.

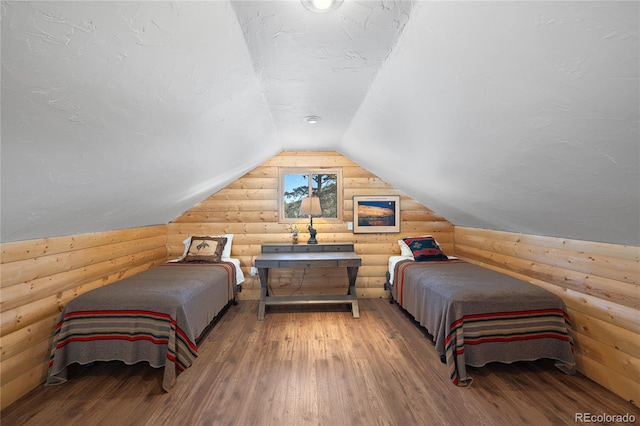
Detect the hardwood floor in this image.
<box><xmin>2</xmin><ymin>299</ymin><xmax>638</xmax><ymax>426</ymax></box>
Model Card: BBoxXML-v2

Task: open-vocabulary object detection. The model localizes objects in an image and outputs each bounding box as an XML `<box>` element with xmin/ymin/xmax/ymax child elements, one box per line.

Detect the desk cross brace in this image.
<box><xmin>257</xmin><ymin>263</ymin><xmax>360</xmax><ymax>320</ymax></box>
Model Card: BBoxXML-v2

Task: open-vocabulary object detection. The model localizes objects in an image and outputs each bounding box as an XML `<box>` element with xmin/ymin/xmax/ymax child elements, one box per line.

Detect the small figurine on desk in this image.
<box><xmin>287</xmin><ymin>224</ymin><xmax>299</xmax><ymax>244</ymax></box>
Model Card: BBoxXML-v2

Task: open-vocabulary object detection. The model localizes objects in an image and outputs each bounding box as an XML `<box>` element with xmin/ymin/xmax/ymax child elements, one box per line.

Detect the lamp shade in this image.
<box><xmin>299</xmin><ymin>197</ymin><xmax>322</xmax><ymax>216</ymax></box>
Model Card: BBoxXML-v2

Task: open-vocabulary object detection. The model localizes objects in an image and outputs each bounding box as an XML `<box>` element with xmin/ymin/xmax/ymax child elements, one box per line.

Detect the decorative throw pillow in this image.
<box><xmin>399</xmin><ymin>235</ymin><xmax>443</xmax><ymax>256</ymax></box>
<box><xmin>184</xmin><ymin>236</ymin><xmax>227</xmax><ymax>262</ymax></box>
<box><xmin>181</xmin><ymin>234</ymin><xmax>234</xmax><ymax>260</ymax></box>
<box><xmin>402</xmin><ymin>236</ymin><xmax>448</xmax><ymax>261</ymax></box>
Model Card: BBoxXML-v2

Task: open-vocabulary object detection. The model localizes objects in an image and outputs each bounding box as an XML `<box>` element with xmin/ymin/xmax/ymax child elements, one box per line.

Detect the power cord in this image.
<box><xmin>262</xmin><ymin>267</ymin><xmax>307</xmax><ymax>296</ymax></box>
<box><xmin>290</xmin><ymin>267</ymin><xmax>307</xmax><ymax>295</ymax></box>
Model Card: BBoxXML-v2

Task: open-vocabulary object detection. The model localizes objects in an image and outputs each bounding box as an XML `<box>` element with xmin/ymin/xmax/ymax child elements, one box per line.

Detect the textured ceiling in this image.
<box><xmin>230</xmin><ymin>0</ymin><xmax>415</xmax><ymax>148</ymax></box>
<box><xmin>1</xmin><ymin>1</ymin><xmax>639</xmax><ymax>246</ymax></box>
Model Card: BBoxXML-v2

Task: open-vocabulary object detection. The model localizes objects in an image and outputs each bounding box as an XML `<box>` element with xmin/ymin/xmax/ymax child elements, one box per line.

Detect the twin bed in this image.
<box><xmin>47</xmin><ymin>233</ymin><xmax>575</xmax><ymax>390</ymax></box>
<box><xmin>387</xmin><ymin>236</ymin><xmax>576</xmax><ymax>386</ymax></box>
<box><xmin>47</xmin><ymin>235</ymin><xmax>244</xmax><ymax>391</ymax></box>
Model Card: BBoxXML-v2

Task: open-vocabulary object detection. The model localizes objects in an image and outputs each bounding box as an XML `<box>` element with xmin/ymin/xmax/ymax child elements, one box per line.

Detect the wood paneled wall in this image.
<box><xmin>168</xmin><ymin>151</ymin><xmax>454</xmax><ymax>300</ymax></box>
<box><xmin>0</xmin><ymin>225</ymin><xmax>168</xmax><ymax>409</ymax></box>
<box><xmin>453</xmin><ymin>226</ymin><xmax>639</xmax><ymax>405</ymax></box>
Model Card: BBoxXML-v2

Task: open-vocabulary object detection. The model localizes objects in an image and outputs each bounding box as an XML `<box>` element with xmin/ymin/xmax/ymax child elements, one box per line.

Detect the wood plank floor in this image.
<box><xmin>3</xmin><ymin>299</ymin><xmax>638</xmax><ymax>426</ymax></box>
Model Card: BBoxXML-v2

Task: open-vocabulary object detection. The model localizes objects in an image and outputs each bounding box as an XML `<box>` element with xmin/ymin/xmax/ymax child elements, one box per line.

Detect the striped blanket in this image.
<box><xmin>47</xmin><ymin>262</ymin><xmax>236</xmax><ymax>391</ymax></box>
<box><xmin>391</xmin><ymin>259</ymin><xmax>575</xmax><ymax>386</ymax></box>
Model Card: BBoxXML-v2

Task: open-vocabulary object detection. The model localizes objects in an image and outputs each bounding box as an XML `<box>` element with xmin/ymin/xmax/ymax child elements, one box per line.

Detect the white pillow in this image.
<box><xmin>398</xmin><ymin>239</ymin><xmax>413</xmax><ymax>257</ymax></box>
<box><xmin>182</xmin><ymin>234</ymin><xmax>233</xmax><ymax>260</ymax></box>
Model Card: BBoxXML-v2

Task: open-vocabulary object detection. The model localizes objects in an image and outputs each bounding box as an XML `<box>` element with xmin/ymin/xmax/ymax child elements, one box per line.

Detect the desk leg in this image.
<box><xmin>347</xmin><ymin>266</ymin><xmax>360</xmax><ymax>318</ymax></box>
<box><xmin>258</xmin><ymin>268</ymin><xmax>269</xmax><ymax>321</ymax></box>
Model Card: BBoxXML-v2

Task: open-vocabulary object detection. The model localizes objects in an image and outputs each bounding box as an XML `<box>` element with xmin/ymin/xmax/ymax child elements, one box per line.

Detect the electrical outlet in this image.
<box><xmin>347</xmin><ymin>221</ymin><xmax>353</xmax><ymax>230</ymax></box>
<box><xmin>250</xmin><ymin>266</ymin><xmax>257</xmax><ymax>276</ymax></box>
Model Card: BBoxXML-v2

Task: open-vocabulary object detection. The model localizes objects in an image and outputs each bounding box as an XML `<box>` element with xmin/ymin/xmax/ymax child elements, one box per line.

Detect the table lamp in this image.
<box><xmin>299</xmin><ymin>196</ymin><xmax>322</xmax><ymax>244</ymax></box>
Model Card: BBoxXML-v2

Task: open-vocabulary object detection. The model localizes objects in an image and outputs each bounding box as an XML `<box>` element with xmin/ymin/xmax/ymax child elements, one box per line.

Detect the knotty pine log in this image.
<box><xmin>1</xmin><ymin>313</ymin><xmax>59</xmax><ymax>363</ymax></box>
<box><xmin>1</xmin><ymin>335</ymin><xmax>50</xmax><ymax>386</ymax></box>
<box><xmin>0</xmin><ymin>225</ymin><xmax>166</xmax><ymax>264</ymax></box>
<box><xmin>573</xmin><ymin>329</ymin><xmax>639</xmax><ymax>383</ymax></box>
<box><xmin>455</xmin><ymin>231</ymin><xmax>638</xmax><ymax>285</ymax></box>
<box><xmin>455</xmin><ymin>243</ymin><xmax>639</xmax><ymax>309</ymax></box>
<box><xmin>1</xmin><ymin>234</ymin><xmax>167</xmax><ymax>287</ymax></box>
<box><xmin>569</xmin><ymin>308</ymin><xmax>640</xmax><ymax>359</ymax></box>
<box><xmin>453</xmin><ymin>226</ymin><xmax>640</xmax><ymax>406</ymax></box>
<box><xmin>574</xmin><ymin>353</ymin><xmax>639</xmax><ymax>407</ymax></box>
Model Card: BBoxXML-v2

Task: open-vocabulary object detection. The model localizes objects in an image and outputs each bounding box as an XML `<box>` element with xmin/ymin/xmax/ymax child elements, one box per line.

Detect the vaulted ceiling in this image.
<box><xmin>1</xmin><ymin>1</ymin><xmax>638</xmax><ymax>246</ymax></box>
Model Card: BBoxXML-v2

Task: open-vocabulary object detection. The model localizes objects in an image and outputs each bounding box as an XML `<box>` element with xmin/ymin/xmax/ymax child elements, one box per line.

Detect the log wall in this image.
<box><xmin>0</xmin><ymin>225</ymin><xmax>168</xmax><ymax>409</ymax></box>
<box><xmin>167</xmin><ymin>151</ymin><xmax>454</xmax><ymax>300</ymax></box>
<box><xmin>453</xmin><ymin>226</ymin><xmax>639</xmax><ymax>405</ymax></box>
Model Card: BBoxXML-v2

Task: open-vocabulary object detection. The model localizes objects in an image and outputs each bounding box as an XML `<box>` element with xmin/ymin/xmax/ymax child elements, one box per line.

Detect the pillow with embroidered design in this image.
<box><xmin>402</xmin><ymin>236</ymin><xmax>448</xmax><ymax>261</ymax></box>
<box><xmin>180</xmin><ymin>234</ymin><xmax>234</xmax><ymax>260</ymax></box>
<box><xmin>183</xmin><ymin>236</ymin><xmax>227</xmax><ymax>262</ymax></box>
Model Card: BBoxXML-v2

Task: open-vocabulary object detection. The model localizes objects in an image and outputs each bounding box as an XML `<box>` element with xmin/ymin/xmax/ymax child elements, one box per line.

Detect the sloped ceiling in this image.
<box><xmin>343</xmin><ymin>1</ymin><xmax>640</xmax><ymax>246</ymax></box>
<box><xmin>1</xmin><ymin>1</ymin><xmax>638</xmax><ymax>246</ymax></box>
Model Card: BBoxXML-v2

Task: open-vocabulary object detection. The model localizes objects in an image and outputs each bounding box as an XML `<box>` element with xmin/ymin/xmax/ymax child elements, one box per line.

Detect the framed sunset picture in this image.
<box><xmin>353</xmin><ymin>195</ymin><xmax>400</xmax><ymax>233</ymax></box>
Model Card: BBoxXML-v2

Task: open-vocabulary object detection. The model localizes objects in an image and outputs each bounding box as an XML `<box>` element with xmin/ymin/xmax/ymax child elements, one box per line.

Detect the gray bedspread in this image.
<box><xmin>391</xmin><ymin>259</ymin><xmax>575</xmax><ymax>386</ymax></box>
<box><xmin>47</xmin><ymin>262</ymin><xmax>236</xmax><ymax>390</ymax></box>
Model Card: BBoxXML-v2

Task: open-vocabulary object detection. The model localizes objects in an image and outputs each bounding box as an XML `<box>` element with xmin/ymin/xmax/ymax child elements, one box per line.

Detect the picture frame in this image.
<box><xmin>352</xmin><ymin>195</ymin><xmax>400</xmax><ymax>234</ymax></box>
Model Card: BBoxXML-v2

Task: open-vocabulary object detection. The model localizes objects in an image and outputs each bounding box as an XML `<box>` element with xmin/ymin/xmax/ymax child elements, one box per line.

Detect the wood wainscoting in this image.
<box><xmin>453</xmin><ymin>226</ymin><xmax>639</xmax><ymax>406</ymax></box>
<box><xmin>167</xmin><ymin>151</ymin><xmax>454</xmax><ymax>300</ymax></box>
<box><xmin>0</xmin><ymin>225</ymin><xmax>168</xmax><ymax>409</ymax></box>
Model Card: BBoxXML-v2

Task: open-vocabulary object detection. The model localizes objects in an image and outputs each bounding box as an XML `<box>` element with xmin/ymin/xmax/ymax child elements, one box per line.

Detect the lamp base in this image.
<box><xmin>307</xmin><ymin>223</ymin><xmax>318</xmax><ymax>244</ymax></box>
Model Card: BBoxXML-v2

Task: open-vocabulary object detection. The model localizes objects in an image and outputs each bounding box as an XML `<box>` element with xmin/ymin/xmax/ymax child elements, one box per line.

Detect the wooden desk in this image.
<box><xmin>255</xmin><ymin>244</ymin><xmax>361</xmax><ymax>320</ymax></box>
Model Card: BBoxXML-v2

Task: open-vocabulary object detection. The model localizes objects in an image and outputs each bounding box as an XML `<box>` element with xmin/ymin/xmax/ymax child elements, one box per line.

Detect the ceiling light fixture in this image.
<box><xmin>301</xmin><ymin>0</ymin><xmax>344</xmax><ymax>13</ymax></box>
<box><xmin>304</xmin><ymin>115</ymin><xmax>321</xmax><ymax>124</ymax></box>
